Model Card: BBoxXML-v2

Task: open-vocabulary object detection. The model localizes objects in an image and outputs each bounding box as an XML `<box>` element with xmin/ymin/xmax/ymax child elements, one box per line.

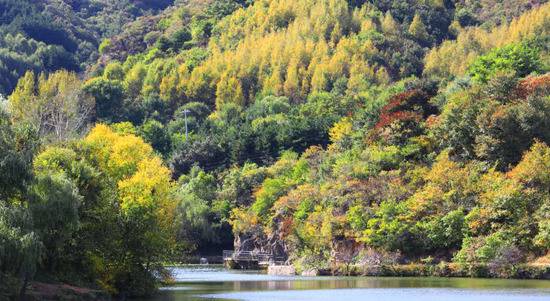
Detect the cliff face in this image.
<box><xmin>233</xmin><ymin>229</ymin><xmax>368</xmax><ymax>268</ymax></box>
<box><xmin>234</xmin><ymin>221</ymin><xmax>290</xmax><ymax>263</ymax></box>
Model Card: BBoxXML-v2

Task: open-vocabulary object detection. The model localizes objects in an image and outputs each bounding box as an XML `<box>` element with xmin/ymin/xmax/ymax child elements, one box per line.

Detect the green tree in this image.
<box><xmin>140</xmin><ymin>119</ymin><xmax>171</xmax><ymax>156</ymax></box>
<box><xmin>83</xmin><ymin>78</ymin><xmax>125</xmax><ymax>122</ymax></box>
<box><xmin>468</xmin><ymin>41</ymin><xmax>542</xmax><ymax>83</ymax></box>
<box><xmin>29</xmin><ymin>173</ymin><xmax>81</xmax><ymax>273</ymax></box>
<box><xmin>0</xmin><ymin>106</ymin><xmax>39</xmax><ymax>298</ymax></box>
<box><xmin>175</xmin><ymin>167</ymin><xmax>220</xmax><ymax>250</ymax></box>
<box><xmin>0</xmin><ymin>109</ymin><xmax>33</xmax><ymax>200</ymax></box>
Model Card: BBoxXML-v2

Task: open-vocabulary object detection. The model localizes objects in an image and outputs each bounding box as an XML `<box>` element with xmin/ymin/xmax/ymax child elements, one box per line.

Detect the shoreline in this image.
<box><xmin>265</xmin><ymin>263</ymin><xmax>550</xmax><ymax>280</ymax></box>
<box><xmin>23</xmin><ymin>281</ymin><xmax>110</xmax><ymax>301</ymax></box>
<box><xmin>167</xmin><ymin>262</ymin><xmax>550</xmax><ymax>280</ymax></box>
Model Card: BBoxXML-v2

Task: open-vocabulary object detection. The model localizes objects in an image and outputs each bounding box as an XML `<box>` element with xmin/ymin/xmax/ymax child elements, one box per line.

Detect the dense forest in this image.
<box><xmin>1</xmin><ymin>0</ymin><xmax>549</xmax><ymax>299</ymax></box>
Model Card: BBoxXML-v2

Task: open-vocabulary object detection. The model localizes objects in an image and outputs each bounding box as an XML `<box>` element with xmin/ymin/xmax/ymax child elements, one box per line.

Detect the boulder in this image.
<box><xmin>268</xmin><ymin>265</ymin><xmax>296</xmax><ymax>276</ymax></box>
<box><xmin>301</xmin><ymin>268</ymin><xmax>320</xmax><ymax>276</ymax></box>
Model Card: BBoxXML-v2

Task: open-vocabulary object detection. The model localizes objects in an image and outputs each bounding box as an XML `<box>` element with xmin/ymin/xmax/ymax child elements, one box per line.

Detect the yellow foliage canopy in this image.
<box><xmin>424</xmin><ymin>2</ymin><xmax>550</xmax><ymax>78</ymax></box>
<box><xmin>84</xmin><ymin>124</ymin><xmax>177</xmax><ymax>225</ymax></box>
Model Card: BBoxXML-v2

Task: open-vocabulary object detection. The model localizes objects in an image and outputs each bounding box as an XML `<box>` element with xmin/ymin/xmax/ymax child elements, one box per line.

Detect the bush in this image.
<box><xmin>294</xmin><ymin>250</ymin><xmax>331</xmax><ymax>273</ymax></box>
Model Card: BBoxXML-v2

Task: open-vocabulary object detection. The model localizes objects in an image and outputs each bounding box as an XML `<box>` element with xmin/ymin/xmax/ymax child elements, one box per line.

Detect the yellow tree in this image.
<box><xmin>124</xmin><ymin>62</ymin><xmax>147</xmax><ymax>99</ymax></box>
<box><xmin>216</xmin><ymin>73</ymin><xmax>245</xmax><ymax>109</ymax></box>
<box><xmin>283</xmin><ymin>60</ymin><xmax>301</xmax><ymax>101</ymax></box>
<box><xmin>381</xmin><ymin>12</ymin><xmax>399</xmax><ymax>35</ymax></box>
<box><xmin>263</xmin><ymin>66</ymin><xmax>285</xmax><ymax>96</ymax></box>
<box><xmin>160</xmin><ymin>68</ymin><xmax>182</xmax><ymax>107</ymax></box>
<box><xmin>409</xmin><ymin>14</ymin><xmax>429</xmax><ymax>43</ymax></box>
<box><xmin>82</xmin><ymin>124</ymin><xmax>178</xmax><ymax>294</ymax></box>
<box><xmin>310</xmin><ymin>64</ymin><xmax>329</xmax><ymax>92</ymax></box>
<box><xmin>8</xmin><ymin>71</ymin><xmax>35</xmax><ymax>123</ymax></box>
<box><xmin>9</xmin><ymin>70</ymin><xmax>94</xmax><ymax>142</ymax></box>
<box><xmin>509</xmin><ymin>142</ymin><xmax>550</xmax><ymax>249</ymax></box>
<box><xmin>104</xmin><ymin>61</ymin><xmax>125</xmax><ymax>81</ymax></box>
<box><xmin>424</xmin><ymin>3</ymin><xmax>550</xmax><ymax>78</ymax></box>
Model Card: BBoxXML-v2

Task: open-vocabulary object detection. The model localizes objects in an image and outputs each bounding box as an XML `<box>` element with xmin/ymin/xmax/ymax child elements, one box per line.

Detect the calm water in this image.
<box><xmin>143</xmin><ymin>265</ymin><xmax>550</xmax><ymax>301</ymax></box>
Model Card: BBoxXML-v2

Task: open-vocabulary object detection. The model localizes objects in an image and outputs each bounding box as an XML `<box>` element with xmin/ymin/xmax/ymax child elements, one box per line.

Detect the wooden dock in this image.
<box><xmin>223</xmin><ymin>250</ymin><xmax>286</xmax><ymax>269</ymax></box>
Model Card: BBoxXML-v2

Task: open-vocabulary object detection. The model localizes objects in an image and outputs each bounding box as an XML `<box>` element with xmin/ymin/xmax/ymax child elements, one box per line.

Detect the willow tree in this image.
<box><xmin>0</xmin><ymin>107</ymin><xmax>40</xmax><ymax>299</ymax></box>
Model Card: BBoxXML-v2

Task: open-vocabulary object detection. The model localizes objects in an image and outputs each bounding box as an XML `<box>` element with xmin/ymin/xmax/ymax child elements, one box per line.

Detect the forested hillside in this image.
<box><xmin>0</xmin><ymin>0</ymin><xmax>180</xmax><ymax>95</ymax></box>
<box><xmin>1</xmin><ymin>0</ymin><xmax>549</xmax><ymax>299</ymax></box>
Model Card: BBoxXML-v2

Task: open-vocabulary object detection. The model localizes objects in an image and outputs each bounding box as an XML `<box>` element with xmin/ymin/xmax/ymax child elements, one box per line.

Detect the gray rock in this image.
<box><xmin>268</xmin><ymin>265</ymin><xmax>296</xmax><ymax>276</ymax></box>
<box><xmin>301</xmin><ymin>268</ymin><xmax>320</xmax><ymax>276</ymax></box>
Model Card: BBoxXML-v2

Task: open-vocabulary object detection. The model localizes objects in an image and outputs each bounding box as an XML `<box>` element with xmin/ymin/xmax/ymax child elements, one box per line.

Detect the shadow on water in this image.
<box><xmin>140</xmin><ymin>265</ymin><xmax>550</xmax><ymax>301</ymax></box>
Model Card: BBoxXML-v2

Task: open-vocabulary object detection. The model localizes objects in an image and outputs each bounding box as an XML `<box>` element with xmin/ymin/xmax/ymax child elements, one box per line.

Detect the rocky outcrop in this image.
<box><xmin>268</xmin><ymin>265</ymin><xmax>296</xmax><ymax>276</ymax></box>
<box><xmin>233</xmin><ymin>223</ymin><xmax>289</xmax><ymax>263</ymax></box>
<box><xmin>301</xmin><ymin>268</ymin><xmax>319</xmax><ymax>276</ymax></box>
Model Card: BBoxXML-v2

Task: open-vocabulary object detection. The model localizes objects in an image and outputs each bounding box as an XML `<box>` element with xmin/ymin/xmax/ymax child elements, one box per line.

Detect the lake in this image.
<box><xmin>142</xmin><ymin>265</ymin><xmax>550</xmax><ymax>301</ymax></box>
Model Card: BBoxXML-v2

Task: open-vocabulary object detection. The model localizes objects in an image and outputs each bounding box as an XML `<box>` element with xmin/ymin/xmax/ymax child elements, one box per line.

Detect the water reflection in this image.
<box><xmin>142</xmin><ymin>266</ymin><xmax>550</xmax><ymax>301</ymax></box>
<box><xmin>208</xmin><ymin>288</ymin><xmax>550</xmax><ymax>301</ymax></box>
